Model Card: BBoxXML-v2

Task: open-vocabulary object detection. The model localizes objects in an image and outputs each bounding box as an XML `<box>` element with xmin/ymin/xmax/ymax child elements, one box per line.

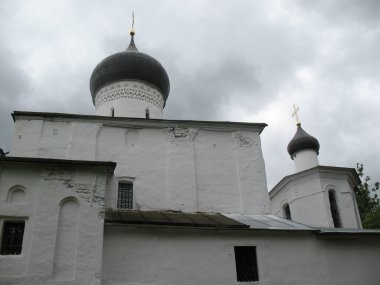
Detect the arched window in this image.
<box><xmin>283</xmin><ymin>203</ymin><xmax>292</xmax><ymax>220</ymax></box>
<box><xmin>145</xmin><ymin>107</ymin><xmax>150</xmax><ymax>119</ymax></box>
<box><xmin>328</xmin><ymin>190</ymin><xmax>341</xmax><ymax>228</ymax></box>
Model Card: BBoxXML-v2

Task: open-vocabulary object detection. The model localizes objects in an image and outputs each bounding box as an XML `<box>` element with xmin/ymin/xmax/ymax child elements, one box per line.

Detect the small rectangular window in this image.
<box><xmin>145</xmin><ymin>108</ymin><xmax>150</xmax><ymax>119</ymax></box>
<box><xmin>234</xmin><ymin>246</ymin><xmax>259</xmax><ymax>282</ymax></box>
<box><xmin>117</xmin><ymin>182</ymin><xmax>133</xmax><ymax>209</ymax></box>
<box><xmin>0</xmin><ymin>221</ymin><xmax>25</xmax><ymax>255</ymax></box>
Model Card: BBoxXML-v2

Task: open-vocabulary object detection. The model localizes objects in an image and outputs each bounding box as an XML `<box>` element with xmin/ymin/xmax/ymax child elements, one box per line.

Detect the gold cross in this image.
<box><xmin>292</xmin><ymin>104</ymin><xmax>301</xmax><ymax>126</ymax></box>
<box><xmin>130</xmin><ymin>12</ymin><xmax>135</xmax><ymax>36</ymax></box>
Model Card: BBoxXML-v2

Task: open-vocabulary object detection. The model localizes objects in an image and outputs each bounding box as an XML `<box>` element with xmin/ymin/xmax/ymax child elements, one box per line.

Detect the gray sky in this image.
<box><xmin>1</xmin><ymin>0</ymin><xmax>379</xmax><ymax>189</ymax></box>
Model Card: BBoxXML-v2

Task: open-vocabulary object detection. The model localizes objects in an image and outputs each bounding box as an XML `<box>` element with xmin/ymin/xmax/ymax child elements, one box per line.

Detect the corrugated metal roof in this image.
<box><xmin>223</xmin><ymin>214</ymin><xmax>314</xmax><ymax>230</ymax></box>
<box><xmin>105</xmin><ymin>210</ymin><xmax>248</xmax><ymax>229</ymax></box>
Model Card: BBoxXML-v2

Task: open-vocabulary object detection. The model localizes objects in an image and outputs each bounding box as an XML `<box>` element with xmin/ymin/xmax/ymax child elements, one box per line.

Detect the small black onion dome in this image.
<box><xmin>287</xmin><ymin>124</ymin><xmax>320</xmax><ymax>159</ymax></box>
<box><xmin>90</xmin><ymin>35</ymin><xmax>170</xmax><ymax>105</ymax></box>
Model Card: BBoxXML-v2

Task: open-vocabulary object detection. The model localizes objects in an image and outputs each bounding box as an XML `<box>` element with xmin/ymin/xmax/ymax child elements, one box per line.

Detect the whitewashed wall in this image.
<box><xmin>11</xmin><ymin>117</ymin><xmax>269</xmax><ymax>214</ymax></box>
<box><xmin>0</xmin><ymin>162</ymin><xmax>108</xmax><ymax>285</ymax></box>
<box><xmin>270</xmin><ymin>167</ymin><xmax>362</xmax><ymax>228</ymax></box>
<box><xmin>102</xmin><ymin>226</ymin><xmax>380</xmax><ymax>285</ymax></box>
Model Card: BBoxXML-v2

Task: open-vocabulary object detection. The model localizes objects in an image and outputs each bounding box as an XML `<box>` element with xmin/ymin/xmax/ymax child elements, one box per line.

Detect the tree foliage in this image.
<box><xmin>354</xmin><ymin>163</ymin><xmax>380</xmax><ymax>229</ymax></box>
<box><xmin>362</xmin><ymin>207</ymin><xmax>380</xmax><ymax>229</ymax></box>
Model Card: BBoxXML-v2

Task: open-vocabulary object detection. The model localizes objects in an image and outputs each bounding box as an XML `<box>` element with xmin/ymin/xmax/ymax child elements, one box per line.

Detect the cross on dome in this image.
<box><xmin>130</xmin><ymin>12</ymin><xmax>135</xmax><ymax>37</ymax></box>
<box><xmin>292</xmin><ymin>104</ymin><xmax>301</xmax><ymax>126</ymax></box>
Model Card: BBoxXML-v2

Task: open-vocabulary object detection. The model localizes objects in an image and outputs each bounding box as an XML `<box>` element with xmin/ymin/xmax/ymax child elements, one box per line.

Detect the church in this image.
<box><xmin>0</xmin><ymin>27</ymin><xmax>379</xmax><ymax>285</ymax></box>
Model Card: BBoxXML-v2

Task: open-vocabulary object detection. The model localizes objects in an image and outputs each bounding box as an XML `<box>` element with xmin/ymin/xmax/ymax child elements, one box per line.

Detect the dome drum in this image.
<box><xmin>95</xmin><ymin>80</ymin><xmax>164</xmax><ymax>118</ymax></box>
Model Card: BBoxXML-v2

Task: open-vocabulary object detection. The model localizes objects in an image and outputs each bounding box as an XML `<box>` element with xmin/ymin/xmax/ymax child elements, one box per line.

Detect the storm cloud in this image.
<box><xmin>0</xmin><ymin>0</ymin><xmax>379</xmax><ymax>188</ymax></box>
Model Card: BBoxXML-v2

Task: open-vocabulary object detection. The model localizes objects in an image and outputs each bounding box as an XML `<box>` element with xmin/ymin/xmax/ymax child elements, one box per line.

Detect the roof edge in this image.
<box><xmin>12</xmin><ymin>111</ymin><xmax>268</xmax><ymax>133</ymax></box>
<box><xmin>316</xmin><ymin>229</ymin><xmax>380</xmax><ymax>239</ymax></box>
<box><xmin>0</xmin><ymin>156</ymin><xmax>116</xmax><ymax>173</ymax></box>
<box><xmin>269</xmin><ymin>165</ymin><xmax>360</xmax><ymax>199</ymax></box>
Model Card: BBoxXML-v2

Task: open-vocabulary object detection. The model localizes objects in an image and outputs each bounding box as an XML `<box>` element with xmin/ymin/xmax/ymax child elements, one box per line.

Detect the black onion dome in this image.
<box><xmin>287</xmin><ymin>124</ymin><xmax>320</xmax><ymax>158</ymax></box>
<box><xmin>90</xmin><ymin>36</ymin><xmax>170</xmax><ymax>104</ymax></box>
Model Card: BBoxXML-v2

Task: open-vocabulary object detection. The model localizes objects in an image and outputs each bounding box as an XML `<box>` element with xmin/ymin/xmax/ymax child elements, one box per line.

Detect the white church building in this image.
<box><xmin>0</xmin><ymin>29</ymin><xmax>379</xmax><ymax>285</ymax></box>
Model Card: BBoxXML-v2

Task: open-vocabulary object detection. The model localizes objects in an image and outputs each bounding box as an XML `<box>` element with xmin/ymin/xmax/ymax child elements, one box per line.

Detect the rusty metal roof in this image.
<box><xmin>105</xmin><ymin>210</ymin><xmax>248</xmax><ymax>229</ymax></box>
<box><xmin>105</xmin><ymin>210</ymin><xmax>380</xmax><ymax>238</ymax></box>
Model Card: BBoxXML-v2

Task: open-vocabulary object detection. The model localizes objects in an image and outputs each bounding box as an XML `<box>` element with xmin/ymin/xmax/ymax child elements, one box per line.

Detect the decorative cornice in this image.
<box><xmin>95</xmin><ymin>81</ymin><xmax>164</xmax><ymax>109</ymax></box>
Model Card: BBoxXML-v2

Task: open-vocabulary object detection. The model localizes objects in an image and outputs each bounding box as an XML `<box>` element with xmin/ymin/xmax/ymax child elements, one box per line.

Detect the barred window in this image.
<box><xmin>234</xmin><ymin>246</ymin><xmax>259</xmax><ymax>282</ymax></box>
<box><xmin>118</xmin><ymin>182</ymin><xmax>133</xmax><ymax>209</ymax></box>
<box><xmin>329</xmin><ymin>190</ymin><xmax>341</xmax><ymax>228</ymax></box>
<box><xmin>0</xmin><ymin>221</ymin><xmax>25</xmax><ymax>255</ymax></box>
<box><xmin>283</xmin><ymin>203</ymin><xmax>292</xmax><ymax>220</ymax></box>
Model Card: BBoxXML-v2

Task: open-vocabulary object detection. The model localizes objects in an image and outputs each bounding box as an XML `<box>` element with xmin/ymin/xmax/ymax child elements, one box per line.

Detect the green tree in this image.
<box><xmin>354</xmin><ymin>163</ymin><xmax>380</xmax><ymax>229</ymax></box>
<box><xmin>362</xmin><ymin>207</ymin><xmax>380</xmax><ymax>229</ymax></box>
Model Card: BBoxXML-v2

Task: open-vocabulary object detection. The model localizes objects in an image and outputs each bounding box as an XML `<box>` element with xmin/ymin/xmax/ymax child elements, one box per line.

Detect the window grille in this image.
<box><xmin>284</xmin><ymin>204</ymin><xmax>292</xmax><ymax>220</ymax></box>
<box><xmin>118</xmin><ymin>182</ymin><xmax>133</xmax><ymax>209</ymax></box>
<box><xmin>0</xmin><ymin>221</ymin><xmax>25</xmax><ymax>255</ymax></box>
<box><xmin>329</xmin><ymin>190</ymin><xmax>341</xmax><ymax>228</ymax></box>
<box><xmin>234</xmin><ymin>246</ymin><xmax>259</xmax><ymax>282</ymax></box>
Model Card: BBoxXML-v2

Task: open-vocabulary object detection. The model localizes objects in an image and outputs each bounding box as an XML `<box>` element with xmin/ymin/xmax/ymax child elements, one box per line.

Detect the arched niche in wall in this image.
<box><xmin>52</xmin><ymin>197</ymin><xmax>80</xmax><ymax>281</ymax></box>
<box><xmin>7</xmin><ymin>185</ymin><xmax>26</xmax><ymax>204</ymax></box>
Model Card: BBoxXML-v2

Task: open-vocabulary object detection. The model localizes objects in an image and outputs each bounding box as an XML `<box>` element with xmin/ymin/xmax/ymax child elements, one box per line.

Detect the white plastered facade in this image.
<box><xmin>2</xmin><ymin>112</ymin><xmax>378</xmax><ymax>285</ymax></box>
<box><xmin>102</xmin><ymin>226</ymin><xmax>380</xmax><ymax>285</ymax></box>
<box><xmin>10</xmin><ymin>115</ymin><xmax>270</xmax><ymax>215</ymax></box>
